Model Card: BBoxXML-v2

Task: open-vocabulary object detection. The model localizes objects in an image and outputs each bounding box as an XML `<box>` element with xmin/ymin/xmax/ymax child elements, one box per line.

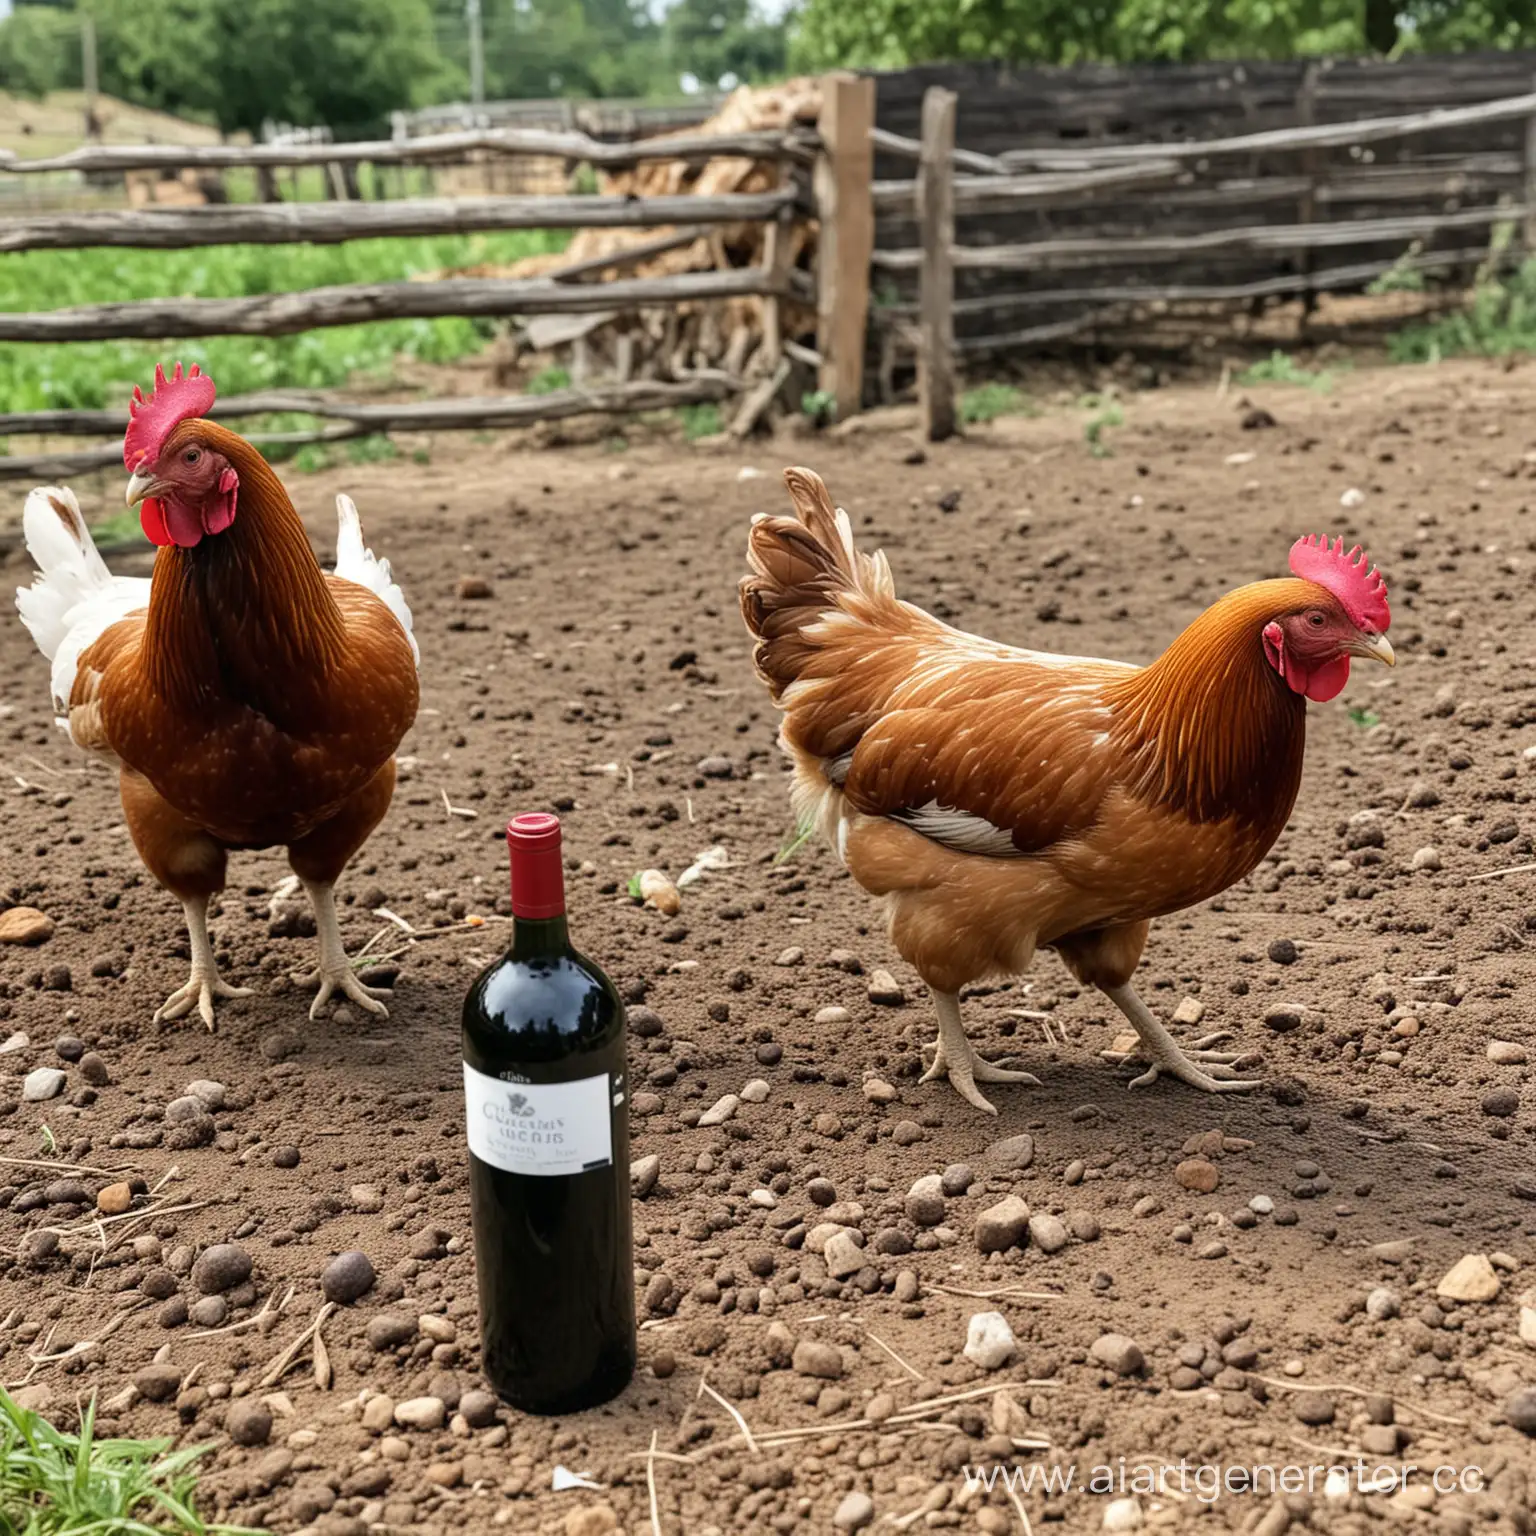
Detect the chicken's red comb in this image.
<box><xmin>1289</xmin><ymin>534</ymin><xmax>1390</xmax><ymax>632</ymax></box>
<box><xmin>123</xmin><ymin>362</ymin><xmax>217</xmax><ymax>471</ymax></box>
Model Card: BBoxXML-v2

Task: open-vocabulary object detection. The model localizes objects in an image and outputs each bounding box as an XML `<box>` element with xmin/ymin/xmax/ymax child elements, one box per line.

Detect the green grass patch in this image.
<box><xmin>678</xmin><ymin>402</ymin><xmax>723</xmax><ymax>441</ymax></box>
<box><xmin>1391</xmin><ymin>248</ymin><xmax>1536</xmax><ymax>363</ymax></box>
<box><xmin>0</xmin><ymin>1387</ymin><xmax>247</xmax><ymax>1535</ymax></box>
<box><xmin>1236</xmin><ymin>351</ymin><xmax>1339</xmax><ymax>392</ymax></box>
<box><xmin>1080</xmin><ymin>394</ymin><xmax>1123</xmax><ymax>458</ymax></box>
<box><xmin>526</xmin><ymin>366</ymin><xmax>572</xmax><ymax>396</ymax></box>
<box><xmin>0</xmin><ymin>230</ymin><xmax>567</xmax><ymax>412</ymax></box>
<box><xmin>959</xmin><ymin>382</ymin><xmax>1031</xmax><ymax>425</ymax></box>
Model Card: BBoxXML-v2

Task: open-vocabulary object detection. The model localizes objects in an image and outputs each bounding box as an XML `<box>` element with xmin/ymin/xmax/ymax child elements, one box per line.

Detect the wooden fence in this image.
<box><xmin>0</xmin><ymin>118</ymin><xmax>826</xmax><ymax>478</ymax></box>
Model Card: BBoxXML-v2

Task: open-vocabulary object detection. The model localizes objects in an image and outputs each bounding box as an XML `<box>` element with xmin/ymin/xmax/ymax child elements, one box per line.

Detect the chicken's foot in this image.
<box><xmin>919</xmin><ymin>990</ymin><xmax>1041</xmax><ymax>1115</ymax></box>
<box><xmin>1103</xmin><ymin>982</ymin><xmax>1262</xmax><ymax>1093</ymax></box>
<box><xmin>292</xmin><ymin>879</ymin><xmax>390</xmax><ymax>1021</ymax></box>
<box><xmin>154</xmin><ymin>894</ymin><xmax>253</xmax><ymax>1030</ymax></box>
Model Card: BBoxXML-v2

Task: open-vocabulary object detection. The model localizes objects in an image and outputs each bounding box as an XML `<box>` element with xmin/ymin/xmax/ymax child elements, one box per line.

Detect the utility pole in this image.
<box><xmin>466</xmin><ymin>0</ymin><xmax>485</xmax><ymax>110</ymax></box>
<box><xmin>81</xmin><ymin>14</ymin><xmax>100</xmax><ymax>141</ymax></box>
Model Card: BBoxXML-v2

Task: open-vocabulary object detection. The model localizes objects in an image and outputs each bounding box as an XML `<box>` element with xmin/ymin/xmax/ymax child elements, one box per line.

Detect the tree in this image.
<box><xmin>0</xmin><ymin>3</ymin><xmax>81</xmax><ymax>98</ymax></box>
<box><xmin>661</xmin><ymin>0</ymin><xmax>787</xmax><ymax>91</ymax></box>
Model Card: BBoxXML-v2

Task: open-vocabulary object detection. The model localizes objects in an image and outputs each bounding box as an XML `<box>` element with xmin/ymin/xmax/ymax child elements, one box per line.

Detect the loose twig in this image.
<box><xmin>698</xmin><ymin>1374</ymin><xmax>758</xmax><ymax>1456</ymax></box>
<box><xmin>1253</xmin><ymin>1375</ymin><xmax>1465</xmax><ymax>1426</ymax></box>
<box><xmin>259</xmin><ymin>1301</ymin><xmax>337</xmax><ymax>1388</ymax></box>
<box><xmin>646</xmin><ymin>1430</ymin><xmax>664</xmax><ymax>1536</ymax></box>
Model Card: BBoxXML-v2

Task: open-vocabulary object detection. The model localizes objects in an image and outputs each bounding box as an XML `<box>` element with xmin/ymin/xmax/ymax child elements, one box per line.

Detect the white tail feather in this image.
<box><xmin>332</xmin><ymin>493</ymin><xmax>418</xmax><ymax>667</ymax></box>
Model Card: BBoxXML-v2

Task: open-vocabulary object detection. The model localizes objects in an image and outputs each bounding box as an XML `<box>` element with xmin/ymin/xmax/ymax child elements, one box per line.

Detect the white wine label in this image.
<box><xmin>463</xmin><ymin>1063</ymin><xmax>614</xmax><ymax>1177</ymax></box>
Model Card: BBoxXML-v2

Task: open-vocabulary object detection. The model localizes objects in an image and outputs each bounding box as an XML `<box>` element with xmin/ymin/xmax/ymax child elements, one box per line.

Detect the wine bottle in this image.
<box><xmin>462</xmin><ymin>812</ymin><xmax>636</xmax><ymax>1414</ymax></box>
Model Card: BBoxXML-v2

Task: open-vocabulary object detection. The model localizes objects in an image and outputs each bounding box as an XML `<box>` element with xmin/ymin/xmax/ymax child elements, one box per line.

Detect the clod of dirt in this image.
<box><xmin>227</xmin><ymin>1398</ymin><xmax>273</xmax><ymax>1447</ymax></box>
<box><xmin>133</xmin><ymin>1363</ymin><xmax>183</xmax><ymax>1403</ymax></box>
<box><xmin>792</xmin><ymin>1339</ymin><xmax>842</xmax><ymax>1379</ymax></box>
<box><xmin>1090</xmin><ymin>1333</ymin><xmax>1145</xmax><ymax>1376</ymax></box>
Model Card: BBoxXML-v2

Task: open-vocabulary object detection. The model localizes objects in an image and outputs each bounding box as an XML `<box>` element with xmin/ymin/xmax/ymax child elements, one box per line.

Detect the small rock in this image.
<box><xmin>1028</xmin><ymin>1213</ymin><xmax>1069</xmax><ymax>1254</ymax></box>
<box><xmin>189</xmin><ymin>1296</ymin><xmax>227</xmax><ymax>1328</ymax></box>
<box><xmin>459</xmin><ymin>1389</ymin><xmax>498</xmax><ymax>1429</ymax></box>
<box><xmin>367</xmin><ymin>1315</ymin><xmax>417</xmax><ymax>1351</ymax></box>
<box><xmin>1102</xmin><ymin>1496</ymin><xmax>1143</xmax><ymax>1532</ymax></box>
<box><xmin>1506</xmin><ymin>1386</ymin><xmax>1536</xmax><ymax>1435</ymax></box>
<box><xmin>1172</xmin><ymin>997</ymin><xmax>1205</xmax><ymax>1026</ymax></box>
<box><xmin>974</xmin><ymin>1195</ymin><xmax>1030</xmax><ymax>1253</ymax></box>
<box><xmin>78</xmin><ymin>1052</ymin><xmax>111</xmax><ymax>1086</ymax></box>
<box><xmin>0</xmin><ymin>907</ymin><xmax>54</xmax><ymax>945</ymax></box>
<box><xmin>22</xmin><ymin>1067</ymin><xmax>65</xmax><ymax>1102</ymax></box>
<box><xmin>1487</xmin><ymin>1041</ymin><xmax>1529</xmax><ymax>1065</ymax></box>
<box><xmin>774</xmin><ymin>947</ymin><xmax>803</xmax><ymax>967</ymax></box>
<box><xmin>134</xmin><ymin>1363</ymin><xmax>183</xmax><ymax>1403</ymax></box>
<box><xmin>1267</xmin><ymin>938</ymin><xmax>1298</xmax><ymax>965</ymax></box>
<box><xmin>940</xmin><ymin>1163</ymin><xmax>973</xmax><ymax>1196</ymax></box>
<box><xmin>361</xmin><ymin>1395</ymin><xmax>396</xmax><ymax>1432</ymax></box>
<box><xmin>1437</xmin><ymin>1253</ymin><xmax>1501</xmax><ymax>1303</ymax></box>
<box><xmin>862</xmin><ymin>1078</ymin><xmax>897</xmax><ymax>1104</ymax></box>
<box><xmin>697</xmin><ymin>1093</ymin><xmax>739</xmax><ymax>1127</ymax></box>
<box><xmin>393</xmin><ymin>1396</ymin><xmax>447</xmax><ymax>1431</ymax></box>
<box><xmin>191</xmin><ymin>1244</ymin><xmax>253</xmax><ymax>1296</ymax></box>
<box><xmin>227</xmin><ymin>1399</ymin><xmax>273</xmax><ymax>1447</ymax></box>
<box><xmin>1365</xmin><ymin>1287</ymin><xmax>1401</xmax><ymax>1321</ymax></box>
<box><xmin>630</xmin><ymin>1155</ymin><xmax>661</xmax><ymax>1198</ymax></box>
<box><xmin>832</xmin><ymin>1491</ymin><xmax>875</xmax><ymax>1532</ymax></box>
<box><xmin>1293</xmin><ymin>1391</ymin><xmax>1335</xmax><ymax>1426</ymax></box>
<box><xmin>321</xmin><ymin>1250</ymin><xmax>375</xmax><ymax>1304</ymax></box>
<box><xmin>824</xmin><ymin>1231</ymin><xmax>865</xmax><ymax>1280</ymax></box>
<box><xmin>814</xmin><ymin>1006</ymin><xmax>851</xmax><ymax>1026</ymax></box>
<box><xmin>740</xmin><ymin>1079</ymin><xmax>770</xmax><ymax>1104</ymax></box>
<box><xmin>867</xmin><ymin>970</ymin><xmax>905</xmax><ymax>1005</ymax></box>
<box><xmin>986</xmin><ymin>1133</ymin><xmax>1034</xmax><ymax>1170</ymax></box>
<box><xmin>1411</xmin><ymin>846</ymin><xmax>1442</xmax><ymax>871</ymax></box>
<box><xmin>1090</xmin><ymin>1333</ymin><xmax>1144</xmax><ymax>1376</ymax></box>
<box><xmin>1175</xmin><ymin>1158</ymin><xmax>1220</xmax><ymax>1194</ymax></box>
<box><xmin>964</xmin><ymin>1311</ymin><xmax>1019</xmax><ymax>1371</ymax></box>
<box><xmin>905</xmin><ymin>1174</ymin><xmax>946</xmax><ymax>1227</ymax></box>
<box><xmin>97</xmin><ymin>1182</ymin><xmax>133</xmax><ymax>1216</ymax></box>
<box><xmin>185</xmin><ymin>1079</ymin><xmax>226</xmax><ymax>1110</ymax></box>
<box><xmin>140</xmin><ymin>1268</ymin><xmax>179</xmax><ymax>1301</ymax></box>
<box><xmin>1482</xmin><ymin>1087</ymin><xmax>1520</xmax><ymax>1118</ymax></box>
<box><xmin>792</xmin><ymin>1340</ymin><xmax>843</xmax><ymax>1380</ymax></box>
<box><xmin>456</xmin><ymin>575</ymin><xmax>493</xmax><ymax>600</ymax></box>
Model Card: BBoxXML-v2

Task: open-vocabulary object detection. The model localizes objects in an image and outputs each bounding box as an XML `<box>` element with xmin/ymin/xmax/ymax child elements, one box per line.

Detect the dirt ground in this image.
<box><xmin>1</xmin><ymin>357</ymin><xmax>1534</xmax><ymax>1536</ymax></box>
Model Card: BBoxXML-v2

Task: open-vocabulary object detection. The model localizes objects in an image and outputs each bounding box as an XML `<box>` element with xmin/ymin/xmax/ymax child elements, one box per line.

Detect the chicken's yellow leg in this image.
<box><xmin>292</xmin><ymin>879</ymin><xmax>391</xmax><ymax>1021</ymax></box>
<box><xmin>920</xmin><ymin>989</ymin><xmax>1040</xmax><ymax>1116</ymax></box>
<box><xmin>154</xmin><ymin>894</ymin><xmax>253</xmax><ymax>1030</ymax></box>
<box><xmin>1103</xmin><ymin>981</ymin><xmax>1262</xmax><ymax>1093</ymax></box>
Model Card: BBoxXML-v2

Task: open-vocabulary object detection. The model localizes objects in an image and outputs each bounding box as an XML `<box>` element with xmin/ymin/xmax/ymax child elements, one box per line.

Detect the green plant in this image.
<box><xmin>344</xmin><ymin>434</ymin><xmax>398</xmax><ymax>465</ymax></box>
<box><xmin>626</xmin><ymin>872</ymin><xmax>645</xmax><ymax>899</ymax></box>
<box><xmin>1081</xmin><ymin>394</ymin><xmax>1124</xmax><ymax>458</ymax></box>
<box><xmin>526</xmin><ymin>366</ymin><xmax>572</xmax><ymax>396</ymax></box>
<box><xmin>773</xmin><ymin>817</ymin><xmax>816</xmax><ymax>864</ymax></box>
<box><xmin>1236</xmin><ymin>351</ymin><xmax>1338</xmax><ymax>392</ymax></box>
<box><xmin>959</xmin><ymin>382</ymin><xmax>1030</xmax><ymax>425</ymax></box>
<box><xmin>678</xmin><ymin>402</ymin><xmax>723</xmax><ymax>441</ymax></box>
<box><xmin>800</xmin><ymin>388</ymin><xmax>835</xmax><ymax>428</ymax></box>
<box><xmin>1367</xmin><ymin>243</ymin><xmax>1428</xmax><ymax>295</ymax></box>
<box><xmin>1347</xmin><ymin>705</ymin><xmax>1382</xmax><ymax>729</ymax></box>
<box><xmin>1391</xmin><ymin>241</ymin><xmax>1536</xmax><ymax>363</ymax></box>
<box><xmin>0</xmin><ymin>1387</ymin><xmax>247</xmax><ymax>1536</ymax></box>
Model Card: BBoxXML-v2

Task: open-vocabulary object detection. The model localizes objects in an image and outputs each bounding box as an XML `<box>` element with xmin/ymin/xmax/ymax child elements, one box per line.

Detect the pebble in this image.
<box><xmin>22</xmin><ymin>1067</ymin><xmax>65</xmax><ymax>1102</ymax></box>
<box><xmin>1175</xmin><ymin>1158</ymin><xmax>1220</xmax><ymax>1194</ymax></box>
<box><xmin>190</xmin><ymin>1296</ymin><xmax>228</xmax><ymax>1328</ymax></box>
<box><xmin>1172</xmin><ymin>997</ymin><xmax>1205</xmax><ymax>1026</ymax></box>
<box><xmin>974</xmin><ymin>1195</ymin><xmax>1030</xmax><ymax>1253</ymax></box>
<box><xmin>986</xmin><ymin>1133</ymin><xmax>1034</xmax><ymax>1170</ymax></box>
<box><xmin>367</xmin><ymin>1315</ymin><xmax>417</xmax><ymax>1351</ymax></box>
<box><xmin>1411</xmin><ymin>846</ymin><xmax>1442</xmax><ymax>871</ymax></box>
<box><xmin>227</xmin><ymin>1399</ymin><xmax>273</xmax><ymax>1447</ymax></box>
<box><xmin>697</xmin><ymin>1094</ymin><xmax>739</xmax><ymax>1127</ymax></box>
<box><xmin>832</xmin><ymin>1491</ymin><xmax>875</xmax><ymax>1531</ymax></box>
<box><xmin>185</xmin><ymin>1079</ymin><xmax>227</xmax><ymax>1110</ymax></box>
<box><xmin>134</xmin><ymin>1363</ymin><xmax>184</xmax><ymax>1403</ymax></box>
<box><xmin>814</xmin><ymin>1006</ymin><xmax>851</xmax><ymax>1026</ymax></box>
<box><xmin>192</xmin><ymin>1244</ymin><xmax>253</xmax><ymax>1296</ymax></box>
<box><xmin>0</xmin><ymin>907</ymin><xmax>54</xmax><ymax>944</ymax></box>
<box><xmin>1365</xmin><ymin>1286</ymin><xmax>1401</xmax><ymax>1321</ymax></box>
<box><xmin>565</xmin><ymin>1507</ymin><xmax>619</xmax><ymax>1536</ymax></box>
<box><xmin>1506</xmin><ymin>1387</ymin><xmax>1536</xmax><ymax>1435</ymax></box>
<box><xmin>350</xmin><ymin>1184</ymin><xmax>385</xmax><ymax>1213</ymax></box>
<box><xmin>1090</xmin><ymin>1333</ymin><xmax>1144</xmax><ymax>1376</ymax></box>
<box><xmin>630</xmin><ymin>1155</ymin><xmax>661</xmax><ymax>1198</ymax></box>
<box><xmin>457</xmin><ymin>575</ymin><xmax>493</xmax><ymax>600</ymax></box>
<box><xmin>1028</xmin><ymin>1213</ymin><xmax>1069</xmax><ymax>1254</ymax></box>
<box><xmin>905</xmin><ymin>1174</ymin><xmax>946</xmax><ymax>1227</ymax></box>
<box><xmin>940</xmin><ymin>1163</ymin><xmax>974</xmax><ymax>1196</ymax></box>
<box><xmin>824</xmin><ymin>1231</ymin><xmax>865</xmax><ymax>1280</ymax></box>
<box><xmin>322</xmin><ymin>1251</ymin><xmax>376</xmax><ymax>1304</ymax></box>
<box><xmin>964</xmin><ymin>1311</ymin><xmax>1019</xmax><ymax>1371</ymax></box>
<box><xmin>867</xmin><ymin>970</ymin><xmax>905</xmax><ymax>1005</ymax></box>
<box><xmin>862</xmin><ymin>1078</ymin><xmax>897</xmax><ymax>1104</ymax></box>
<box><xmin>1249</xmin><ymin>1195</ymin><xmax>1274</xmax><ymax>1215</ymax></box>
<box><xmin>459</xmin><ymin>1389</ymin><xmax>498</xmax><ymax>1428</ymax></box>
<box><xmin>361</xmin><ymin>1395</ymin><xmax>396</xmax><ymax>1432</ymax></box>
<box><xmin>97</xmin><ymin>1182</ymin><xmax>133</xmax><ymax>1216</ymax></box>
<box><xmin>78</xmin><ymin>1052</ymin><xmax>110</xmax><ymax>1086</ymax></box>
<box><xmin>740</xmin><ymin>1079</ymin><xmax>770</xmax><ymax>1104</ymax></box>
<box><xmin>792</xmin><ymin>1340</ymin><xmax>843</xmax><ymax>1380</ymax></box>
<box><xmin>393</xmin><ymin>1396</ymin><xmax>447</xmax><ymax>1431</ymax></box>
<box><xmin>1487</xmin><ymin>1041</ymin><xmax>1529</xmax><ymax>1065</ymax></box>
<box><xmin>1267</xmin><ymin>938</ymin><xmax>1297</xmax><ymax>965</ymax></box>
<box><xmin>774</xmin><ymin>947</ymin><xmax>803</xmax><ymax>967</ymax></box>
<box><xmin>21</xmin><ymin>1229</ymin><xmax>58</xmax><ymax>1266</ymax></box>
<box><xmin>419</xmin><ymin>1314</ymin><xmax>456</xmax><ymax>1343</ymax></box>
<box><xmin>1293</xmin><ymin>1391</ymin><xmax>1335</xmax><ymax>1426</ymax></box>
<box><xmin>1102</xmin><ymin>1497</ymin><xmax>1143</xmax><ymax>1532</ymax></box>
<box><xmin>1481</xmin><ymin>1087</ymin><xmax>1520</xmax><ymax>1118</ymax></box>
<box><xmin>1437</xmin><ymin>1253</ymin><xmax>1501</xmax><ymax>1303</ymax></box>
<box><xmin>271</xmin><ymin>1146</ymin><xmax>301</xmax><ymax>1169</ymax></box>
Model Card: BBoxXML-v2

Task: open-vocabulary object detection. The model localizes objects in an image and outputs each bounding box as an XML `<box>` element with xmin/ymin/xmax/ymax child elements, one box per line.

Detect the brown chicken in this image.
<box><xmin>16</xmin><ymin>364</ymin><xmax>419</xmax><ymax>1027</ymax></box>
<box><xmin>741</xmin><ymin>468</ymin><xmax>1394</xmax><ymax>1113</ymax></box>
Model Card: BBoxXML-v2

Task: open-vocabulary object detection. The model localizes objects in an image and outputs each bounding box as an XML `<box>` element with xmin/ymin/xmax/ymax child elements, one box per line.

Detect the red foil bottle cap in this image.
<box><xmin>507</xmin><ymin>812</ymin><xmax>566</xmax><ymax>919</ymax></box>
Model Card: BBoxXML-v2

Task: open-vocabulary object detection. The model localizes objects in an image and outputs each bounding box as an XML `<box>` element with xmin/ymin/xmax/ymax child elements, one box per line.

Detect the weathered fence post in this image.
<box><xmin>815</xmin><ymin>72</ymin><xmax>875</xmax><ymax>423</ymax></box>
<box><xmin>1525</xmin><ymin>74</ymin><xmax>1536</xmax><ymax>256</ymax></box>
<box><xmin>917</xmin><ymin>86</ymin><xmax>957</xmax><ymax>442</ymax></box>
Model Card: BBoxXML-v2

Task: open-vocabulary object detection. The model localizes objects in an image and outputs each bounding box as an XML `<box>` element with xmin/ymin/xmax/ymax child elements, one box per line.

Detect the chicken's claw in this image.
<box><xmin>1126</xmin><ymin>1048</ymin><xmax>1262</xmax><ymax>1094</ymax></box>
<box><xmin>292</xmin><ymin>964</ymin><xmax>391</xmax><ymax>1021</ymax></box>
<box><xmin>154</xmin><ymin>972</ymin><xmax>253</xmax><ymax>1031</ymax></box>
<box><xmin>920</xmin><ymin>1030</ymin><xmax>1041</xmax><ymax>1116</ymax></box>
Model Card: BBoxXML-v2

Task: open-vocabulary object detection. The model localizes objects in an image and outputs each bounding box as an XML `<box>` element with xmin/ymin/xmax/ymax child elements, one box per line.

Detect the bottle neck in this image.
<box><xmin>509</xmin><ymin>912</ymin><xmax>570</xmax><ymax>960</ymax></box>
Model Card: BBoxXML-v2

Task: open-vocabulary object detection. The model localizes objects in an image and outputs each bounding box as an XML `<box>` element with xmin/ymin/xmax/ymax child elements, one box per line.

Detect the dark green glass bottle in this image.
<box><xmin>462</xmin><ymin>812</ymin><xmax>635</xmax><ymax>1414</ymax></box>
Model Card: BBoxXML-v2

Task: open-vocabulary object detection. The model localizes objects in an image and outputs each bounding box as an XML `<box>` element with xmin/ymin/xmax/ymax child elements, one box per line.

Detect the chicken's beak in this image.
<box><xmin>125</xmin><ymin>469</ymin><xmax>159</xmax><ymax>507</ymax></box>
<box><xmin>1352</xmin><ymin>632</ymin><xmax>1395</xmax><ymax>668</ymax></box>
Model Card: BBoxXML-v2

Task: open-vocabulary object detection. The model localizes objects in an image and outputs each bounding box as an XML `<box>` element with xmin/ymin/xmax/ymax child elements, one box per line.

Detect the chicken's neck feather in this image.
<box><xmin>1107</xmin><ymin>577</ymin><xmax>1312</xmax><ymax>831</ymax></box>
<box><xmin>142</xmin><ymin>431</ymin><xmax>347</xmax><ymax>723</ymax></box>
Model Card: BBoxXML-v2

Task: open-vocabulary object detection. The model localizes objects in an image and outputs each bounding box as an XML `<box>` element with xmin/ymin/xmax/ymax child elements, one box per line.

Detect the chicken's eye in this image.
<box><xmin>1307</xmin><ymin>611</ymin><xmax>1325</xmax><ymax>627</ymax></box>
<box><xmin>183</xmin><ymin>449</ymin><xmax>201</xmax><ymax>466</ymax></box>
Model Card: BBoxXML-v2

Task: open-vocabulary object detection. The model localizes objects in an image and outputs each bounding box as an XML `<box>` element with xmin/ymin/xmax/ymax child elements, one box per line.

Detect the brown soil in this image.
<box><xmin>2</xmin><ymin>357</ymin><xmax>1534</xmax><ymax>1536</ymax></box>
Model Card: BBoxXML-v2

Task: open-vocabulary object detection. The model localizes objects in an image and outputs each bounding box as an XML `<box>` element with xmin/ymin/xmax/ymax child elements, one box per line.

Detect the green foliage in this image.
<box><xmin>1347</xmin><ymin>704</ymin><xmax>1381</xmax><ymax>728</ymax></box>
<box><xmin>660</xmin><ymin>0</ymin><xmax>786</xmax><ymax>91</ymax></box>
<box><xmin>678</xmin><ymin>400</ymin><xmax>723</xmax><ymax>439</ymax></box>
<box><xmin>800</xmin><ymin>387</ymin><xmax>835</xmax><ymax>427</ymax></box>
<box><xmin>958</xmin><ymin>381</ymin><xmax>1030</xmax><ymax>424</ymax></box>
<box><xmin>1237</xmin><ymin>350</ymin><xmax>1338</xmax><ymax>391</ymax></box>
<box><xmin>773</xmin><ymin>816</ymin><xmax>816</xmax><ymax>864</ymax></box>
<box><xmin>1081</xmin><ymin>394</ymin><xmax>1122</xmax><ymax>457</ymax></box>
<box><xmin>526</xmin><ymin>365</ymin><xmax>573</xmax><ymax>395</ymax></box>
<box><xmin>0</xmin><ymin>228</ymin><xmax>565</xmax><ymax>412</ymax></box>
<box><xmin>1390</xmin><ymin>252</ymin><xmax>1536</xmax><ymax>362</ymax></box>
<box><xmin>0</xmin><ymin>4</ymin><xmax>80</xmax><ymax>97</ymax></box>
<box><xmin>0</xmin><ymin>1387</ymin><xmax>246</xmax><ymax>1536</ymax></box>
<box><xmin>789</xmin><ymin>0</ymin><xmax>1536</xmax><ymax>70</ymax></box>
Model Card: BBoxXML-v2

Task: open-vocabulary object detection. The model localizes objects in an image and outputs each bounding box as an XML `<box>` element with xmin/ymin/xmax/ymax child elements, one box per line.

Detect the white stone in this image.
<box><xmin>824</xmin><ymin>1231</ymin><xmax>865</xmax><ymax>1280</ymax></box>
<box><xmin>1365</xmin><ymin>1286</ymin><xmax>1401</xmax><ymax>1321</ymax></box>
<box><xmin>1437</xmin><ymin>1253</ymin><xmax>1501</xmax><ymax>1303</ymax></box>
<box><xmin>963</xmin><ymin>1311</ymin><xmax>1018</xmax><ymax>1371</ymax></box>
<box><xmin>697</xmin><ymin>1093</ymin><xmax>739</xmax><ymax>1127</ymax></box>
<box><xmin>1102</xmin><ymin>1497</ymin><xmax>1143</xmax><ymax>1531</ymax></box>
<box><xmin>22</xmin><ymin>1067</ymin><xmax>65</xmax><ymax>1102</ymax></box>
<box><xmin>740</xmin><ymin>1079</ymin><xmax>770</xmax><ymax>1104</ymax></box>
